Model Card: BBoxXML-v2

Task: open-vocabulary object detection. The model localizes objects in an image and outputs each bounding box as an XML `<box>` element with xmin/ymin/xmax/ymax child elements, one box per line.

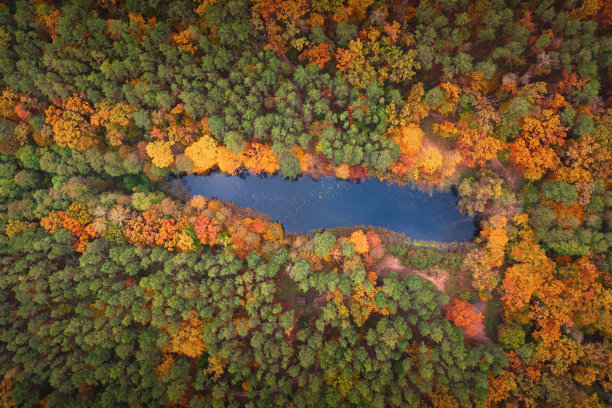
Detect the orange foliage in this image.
<box><xmin>349</xmin><ymin>272</ymin><xmax>390</xmax><ymax>326</ymax></box>
<box><xmin>293</xmin><ymin>146</ymin><xmax>315</xmax><ymax>173</ymax></box>
<box><xmin>35</xmin><ymin>5</ymin><xmax>61</xmax><ymax>40</ymax></box>
<box><xmin>216</xmin><ymin>146</ymin><xmax>243</xmax><ymax>174</ymax></box>
<box><xmin>444</xmin><ymin>299</ymin><xmax>484</xmax><ymax>336</ymax></box>
<box><xmin>544</xmin><ymin>93</ymin><xmax>569</xmax><ymax>111</ymax></box>
<box><xmin>156</xmin><ymin>354</ymin><xmax>175</xmax><ymax>376</ymax></box>
<box><xmin>127</xmin><ymin>13</ymin><xmax>156</xmax><ymax>39</ymax></box>
<box><xmin>417</xmin><ymin>145</ymin><xmax>443</xmax><ymax>175</ymax></box>
<box><xmin>299</xmin><ymin>43</ymin><xmax>331</xmax><ymax>69</ymax></box>
<box><xmin>242</xmin><ymin>142</ymin><xmax>279</xmax><ymax>175</ymax></box>
<box><xmin>0</xmin><ymin>88</ymin><xmax>19</xmax><ymax>121</ymax></box>
<box><xmin>154</xmin><ymin>218</ymin><xmax>179</xmax><ymax>247</ymax></box>
<box><xmin>510</xmin><ymin>110</ymin><xmax>566</xmax><ymax>180</ymax></box>
<box><xmin>255</xmin><ymin>0</ymin><xmax>309</xmax><ymax>21</ymax></box>
<box><xmin>365</xmin><ymin>230</ymin><xmax>381</xmax><ymax>249</ymax></box>
<box><xmin>164</xmin><ymin>317</ymin><xmax>206</xmax><ymax>358</ymax></box>
<box><xmin>124</xmin><ymin>208</ymin><xmax>161</xmax><ymax>247</ymax></box>
<box><xmin>457</xmin><ymin>125</ymin><xmax>505</xmax><ymax>167</ymax></box>
<box><xmin>194</xmin><ymin>213</ymin><xmax>221</xmax><ymax>245</ymax></box>
<box><xmin>480</xmin><ymin>215</ymin><xmax>508</xmax><ymax>267</ymax></box>
<box><xmin>336</xmin><ymin>48</ymin><xmax>357</xmax><ymax>73</ymax></box>
<box><xmin>559</xmin><ymin>135</ymin><xmax>611</xmax><ymax>184</ymax></box>
<box><xmin>207</xmin><ymin>355</ymin><xmax>227</xmax><ymax>380</ymax></box>
<box><xmin>172</xmin><ymin>29</ymin><xmax>198</xmax><ymax>54</ymax></box>
<box><xmin>570</xmin><ymin>0</ymin><xmax>602</xmax><ymax>20</ymax></box>
<box><xmin>553</xmin><ymin>202</ymin><xmax>584</xmax><ymax>228</ymax></box>
<box><xmin>501</xmin><ymin>219</ymin><xmax>555</xmax><ymax>311</ymax></box>
<box><xmin>56</xmin><ymin>211</ymin><xmax>91</xmax><ymax>253</ymax></box>
<box><xmin>487</xmin><ymin>371</ymin><xmax>518</xmax><ymax>407</ymax></box>
<box><xmin>45</xmin><ymin>94</ymin><xmax>96</xmax><ymax>151</ymax></box>
<box><xmin>391</xmin><ymin>123</ymin><xmax>423</xmax><ymax>156</ymax></box>
<box><xmin>40</xmin><ymin>211</ymin><xmax>62</xmax><ymax>234</ymax></box>
<box><xmin>390</xmin><ymin>153</ymin><xmax>416</xmax><ymax>178</ymax></box>
<box><xmin>14</xmin><ymin>103</ymin><xmax>31</xmax><ymax>122</ymax></box>
<box><xmin>334</xmin><ymin>163</ymin><xmax>350</xmax><ymax>179</ymax></box>
<box><xmin>349</xmin><ymin>230</ymin><xmax>369</xmax><ymax>254</ymax></box>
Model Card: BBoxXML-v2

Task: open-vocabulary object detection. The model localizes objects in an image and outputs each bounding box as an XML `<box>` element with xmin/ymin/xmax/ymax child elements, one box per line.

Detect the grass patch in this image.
<box><xmin>277</xmin><ymin>277</ymin><xmax>317</xmax><ymax>317</ymax></box>
<box><xmin>485</xmin><ymin>298</ymin><xmax>503</xmax><ymax>341</ymax></box>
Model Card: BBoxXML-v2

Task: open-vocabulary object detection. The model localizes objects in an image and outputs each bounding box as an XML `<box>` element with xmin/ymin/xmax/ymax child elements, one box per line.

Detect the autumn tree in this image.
<box><xmin>45</xmin><ymin>94</ymin><xmax>97</xmax><ymax>151</ymax></box>
<box><xmin>146</xmin><ymin>141</ymin><xmax>174</xmax><ymax>168</ymax></box>
<box><xmin>194</xmin><ymin>213</ymin><xmax>221</xmax><ymax>245</ymax></box>
<box><xmin>184</xmin><ymin>134</ymin><xmax>219</xmax><ymax>173</ymax></box>
<box><xmin>444</xmin><ymin>299</ymin><xmax>484</xmax><ymax>336</ymax></box>
<box><xmin>510</xmin><ymin>110</ymin><xmax>566</xmax><ymax>180</ymax></box>
<box><xmin>349</xmin><ymin>230</ymin><xmax>369</xmax><ymax>254</ymax></box>
<box><xmin>501</xmin><ymin>215</ymin><xmax>555</xmax><ymax>311</ymax></box>
<box><xmin>457</xmin><ymin>125</ymin><xmax>506</xmax><ymax>168</ymax></box>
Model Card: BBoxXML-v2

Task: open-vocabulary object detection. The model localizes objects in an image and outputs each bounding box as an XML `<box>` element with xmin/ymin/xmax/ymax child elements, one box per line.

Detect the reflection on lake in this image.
<box><xmin>183</xmin><ymin>173</ymin><xmax>475</xmax><ymax>242</ymax></box>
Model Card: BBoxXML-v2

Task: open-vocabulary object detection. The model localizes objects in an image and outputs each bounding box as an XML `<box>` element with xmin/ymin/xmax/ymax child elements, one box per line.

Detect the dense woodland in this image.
<box><xmin>0</xmin><ymin>0</ymin><xmax>610</xmax><ymax>407</ymax></box>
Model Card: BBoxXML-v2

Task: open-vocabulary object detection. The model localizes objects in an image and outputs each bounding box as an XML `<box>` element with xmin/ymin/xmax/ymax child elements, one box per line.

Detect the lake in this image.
<box><xmin>183</xmin><ymin>173</ymin><xmax>475</xmax><ymax>242</ymax></box>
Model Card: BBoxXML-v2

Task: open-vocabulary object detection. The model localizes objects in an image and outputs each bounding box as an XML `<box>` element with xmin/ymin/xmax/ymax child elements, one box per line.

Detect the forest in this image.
<box><xmin>0</xmin><ymin>0</ymin><xmax>610</xmax><ymax>407</ymax></box>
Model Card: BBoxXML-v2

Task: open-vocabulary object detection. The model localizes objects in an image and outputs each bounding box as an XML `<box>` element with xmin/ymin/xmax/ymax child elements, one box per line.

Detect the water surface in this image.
<box><xmin>184</xmin><ymin>173</ymin><xmax>474</xmax><ymax>242</ymax></box>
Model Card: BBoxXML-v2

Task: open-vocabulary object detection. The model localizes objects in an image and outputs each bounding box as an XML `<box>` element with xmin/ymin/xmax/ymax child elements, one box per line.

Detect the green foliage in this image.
<box><xmin>313</xmin><ymin>231</ymin><xmax>335</xmax><ymax>257</ymax></box>
<box><xmin>542</xmin><ymin>181</ymin><xmax>578</xmax><ymax>205</ymax></box>
<box><xmin>132</xmin><ymin>191</ymin><xmax>165</xmax><ymax>211</ymax></box>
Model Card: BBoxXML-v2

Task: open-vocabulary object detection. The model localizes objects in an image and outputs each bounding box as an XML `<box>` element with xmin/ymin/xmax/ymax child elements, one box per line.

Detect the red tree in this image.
<box><xmin>194</xmin><ymin>213</ymin><xmax>221</xmax><ymax>245</ymax></box>
<box><xmin>444</xmin><ymin>299</ymin><xmax>484</xmax><ymax>336</ymax></box>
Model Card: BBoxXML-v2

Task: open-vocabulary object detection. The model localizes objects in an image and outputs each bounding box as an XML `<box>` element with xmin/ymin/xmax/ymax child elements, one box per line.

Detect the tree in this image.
<box><xmin>457</xmin><ymin>125</ymin><xmax>505</xmax><ymax>168</ymax></box>
<box><xmin>501</xmin><ymin>216</ymin><xmax>555</xmax><ymax>311</ymax></box>
<box><xmin>242</xmin><ymin>143</ymin><xmax>279</xmax><ymax>175</ymax></box>
<box><xmin>146</xmin><ymin>141</ymin><xmax>174</xmax><ymax>168</ymax></box>
<box><xmin>184</xmin><ymin>134</ymin><xmax>219</xmax><ymax>173</ymax></box>
<box><xmin>444</xmin><ymin>299</ymin><xmax>484</xmax><ymax>336</ymax></box>
<box><xmin>417</xmin><ymin>145</ymin><xmax>443</xmax><ymax>176</ymax></box>
<box><xmin>300</xmin><ymin>42</ymin><xmax>331</xmax><ymax>69</ymax></box>
<box><xmin>45</xmin><ymin>94</ymin><xmax>97</xmax><ymax>151</ymax></box>
<box><xmin>313</xmin><ymin>231</ymin><xmax>336</xmax><ymax>257</ymax></box>
<box><xmin>194</xmin><ymin>213</ymin><xmax>221</xmax><ymax>245</ymax></box>
<box><xmin>510</xmin><ymin>110</ymin><xmax>566</xmax><ymax>180</ymax></box>
<box><xmin>391</xmin><ymin>123</ymin><xmax>423</xmax><ymax>157</ymax></box>
<box><xmin>349</xmin><ymin>230</ymin><xmax>369</xmax><ymax>254</ymax></box>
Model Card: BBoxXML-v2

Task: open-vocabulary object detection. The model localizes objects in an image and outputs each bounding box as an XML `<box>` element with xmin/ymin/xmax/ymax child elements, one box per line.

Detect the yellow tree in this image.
<box><xmin>242</xmin><ymin>142</ymin><xmax>279</xmax><ymax>175</ymax></box>
<box><xmin>146</xmin><ymin>141</ymin><xmax>174</xmax><ymax>168</ymax></box>
<box><xmin>391</xmin><ymin>122</ymin><xmax>423</xmax><ymax>156</ymax></box>
<box><xmin>417</xmin><ymin>145</ymin><xmax>443</xmax><ymax>175</ymax></box>
<box><xmin>184</xmin><ymin>134</ymin><xmax>219</xmax><ymax>173</ymax></box>
<box><xmin>216</xmin><ymin>146</ymin><xmax>243</xmax><ymax>174</ymax></box>
<box><xmin>349</xmin><ymin>230</ymin><xmax>369</xmax><ymax>254</ymax></box>
<box><xmin>164</xmin><ymin>317</ymin><xmax>207</xmax><ymax>358</ymax></box>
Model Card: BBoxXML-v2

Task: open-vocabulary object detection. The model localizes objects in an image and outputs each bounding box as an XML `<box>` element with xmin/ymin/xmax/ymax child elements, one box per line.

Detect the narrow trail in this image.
<box><xmin>487</xmin><ymin>157</ymin><xmax>521</xmax><ymax>192</ymax></box>
<box><xmin>373</xmin><ymin>255</ymin><xmax>448</xmax><ymax>294</ymax></box>
<box><xmin>468</xmin><ymin>300</ymin><xmax>493</xmax><ymax>344</ymax></box>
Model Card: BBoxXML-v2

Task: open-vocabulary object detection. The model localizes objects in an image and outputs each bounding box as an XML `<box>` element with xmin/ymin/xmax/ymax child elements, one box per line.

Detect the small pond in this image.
<box><xmin>183</xmin><ymin>173</ymin><xmax>475</xmax><ymax>242</ymax></box>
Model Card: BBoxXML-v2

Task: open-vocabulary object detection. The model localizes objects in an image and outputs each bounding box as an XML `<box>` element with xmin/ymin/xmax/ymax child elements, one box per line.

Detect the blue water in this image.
<box><xmin>183</xmin><ymin>173</ymin><xmax>474</xmax><ymax>242</ymax></box>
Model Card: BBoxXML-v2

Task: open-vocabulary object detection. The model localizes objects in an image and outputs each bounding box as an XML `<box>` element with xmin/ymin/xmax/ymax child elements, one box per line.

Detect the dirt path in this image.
<box><xmin>468</xmin><ymin>300</ymin><xmax>492</xmax><ymax>344</ymax></box>
<box><xmin>373</xmin><ymin>255</ymin><xmax>449</xmax><ymax>294</ymax></box>
<box><xmin>427</xmin><ymin>110</ymin><xmax>457</xmax><ymax>125</ymax></box>
<box><xmin>487</xmin><ymin>157</ymin><xmax>521</xmax><ymax>192</ymax></box>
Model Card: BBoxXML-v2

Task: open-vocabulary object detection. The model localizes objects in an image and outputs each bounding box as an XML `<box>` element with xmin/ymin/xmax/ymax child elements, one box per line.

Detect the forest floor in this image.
<box><xmin>487</xmin><ymin>157</ymin><xmax>521</xmax><ymax>192</ymax></box>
